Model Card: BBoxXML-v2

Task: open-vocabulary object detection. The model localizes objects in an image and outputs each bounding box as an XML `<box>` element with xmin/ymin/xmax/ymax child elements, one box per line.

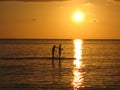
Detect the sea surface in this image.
<box><xmin>0</xmin><ymin>39</ymin><xmax>120</xmax><ymax>90</ymax></box>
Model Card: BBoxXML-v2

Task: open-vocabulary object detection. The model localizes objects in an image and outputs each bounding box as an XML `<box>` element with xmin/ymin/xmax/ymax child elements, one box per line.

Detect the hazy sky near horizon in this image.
<box><xmin>0</xmin><ymin>0</ymin><xmax>120</xmax><ymax>39</ymax></box>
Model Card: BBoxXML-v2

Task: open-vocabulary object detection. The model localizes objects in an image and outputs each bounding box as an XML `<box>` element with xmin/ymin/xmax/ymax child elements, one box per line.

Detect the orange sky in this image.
<box><xmin>0</xmin><ymin>0</ymin><xmax>120</xmax><ymax>39</ymax></box>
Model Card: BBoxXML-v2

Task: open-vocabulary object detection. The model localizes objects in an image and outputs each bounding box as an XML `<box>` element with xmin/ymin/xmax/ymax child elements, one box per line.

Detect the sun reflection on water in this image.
<box><xmin>72</xmin><ymin>39</ymin><xmax>84</xmax><ymax>89</ymax></box>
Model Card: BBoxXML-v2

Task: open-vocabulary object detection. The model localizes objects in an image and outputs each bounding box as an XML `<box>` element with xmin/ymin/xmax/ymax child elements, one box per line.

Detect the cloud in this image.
<box><xmin>83</xmin><ymin>0</ymin><xmax>120</xmax><ymax>5</ymax></box>
<box><xmin>88</xmin><ymin>19</ymin><xmax>97</xmax><ymax>23</ymax></box>
<box><xmin>80</xmin><ymin>0</ymin><xmax>120</xmax><ymax>5</ymax></box>
<box><xmin>0</xmin><ymin>0</ymin><xmax>68</xmax><ymax>2</ymax></box>
<box><xmin>114</xmin><ymin>0</ymin><xmax>120</xmax><ymax>1</ymax></box>
<box><xmin>107</xmin><ymin>0</ymin><xmax>120</xmax><ymax>4</ymax></box>
<box><xmin>1</xmin><ymin>0</ymin><xmax>120</xmax><ymax>5</ymax></box>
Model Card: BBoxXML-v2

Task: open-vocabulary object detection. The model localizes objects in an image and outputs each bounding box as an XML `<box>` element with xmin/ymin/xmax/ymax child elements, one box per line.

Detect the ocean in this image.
<box><xmin>0</xmin><ymin>39</ymin><xmax>120</xmax><ymax>90</ymax></box>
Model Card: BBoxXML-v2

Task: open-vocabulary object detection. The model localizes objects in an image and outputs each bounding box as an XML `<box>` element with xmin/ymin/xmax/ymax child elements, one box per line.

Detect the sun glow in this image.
<box><xmin>73</xmin><ymin>12</ymin><xmax>84</xmax><ymax>22</ymax></box>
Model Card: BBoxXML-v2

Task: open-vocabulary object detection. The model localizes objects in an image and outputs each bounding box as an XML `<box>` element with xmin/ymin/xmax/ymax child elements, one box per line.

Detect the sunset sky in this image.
<box><xmin>0</xmin><ymin>0</ymin><xmax>120</xmax><ymax>39</ymax></box>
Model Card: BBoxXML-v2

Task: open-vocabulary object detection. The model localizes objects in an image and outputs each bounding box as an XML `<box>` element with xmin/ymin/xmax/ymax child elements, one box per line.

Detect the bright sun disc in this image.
<box><xmin>73</xmin><ymin>12</ymin><xmax>84</xmax><ymax>22</ymax></box>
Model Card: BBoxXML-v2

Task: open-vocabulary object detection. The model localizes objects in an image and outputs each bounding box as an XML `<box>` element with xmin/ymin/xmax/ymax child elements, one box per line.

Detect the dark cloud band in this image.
<box><xmin>0</xmin><ymin>0</ymin><xmax>68</xmax><ymax>2</ymax></box>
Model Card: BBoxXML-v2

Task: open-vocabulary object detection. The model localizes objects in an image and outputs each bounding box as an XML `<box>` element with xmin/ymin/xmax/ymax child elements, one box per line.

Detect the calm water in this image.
<box><xmin>0</xmin><ymin>39</ymin><xmax>120</xmax><ymax>90</ymax></box>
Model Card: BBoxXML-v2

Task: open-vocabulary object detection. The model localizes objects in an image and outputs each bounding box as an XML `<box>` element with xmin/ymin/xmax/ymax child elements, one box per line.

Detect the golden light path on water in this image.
<box><xmin>72</xmin><ymin>39</ymin><xmax>84</xmax><ymax>89</ymax></box>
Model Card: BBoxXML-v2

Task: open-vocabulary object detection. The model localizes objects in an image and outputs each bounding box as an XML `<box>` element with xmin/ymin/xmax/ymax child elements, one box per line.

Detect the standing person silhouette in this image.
<box><xmin>58</xmin><ymin>44</ymin><xmax>62</xmax><ymax>66</ymax></box>
<box><xmin>52</xmin><ymin>45</ymin><xmax>56</xmax><ymax>65</ymax></box>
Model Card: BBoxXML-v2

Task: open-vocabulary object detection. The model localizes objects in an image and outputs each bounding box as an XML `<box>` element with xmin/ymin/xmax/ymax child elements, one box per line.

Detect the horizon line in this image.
<box><xmin>0</xmin><ymin>38</ymin><xmax>120</xmax><ymax>40</ymax></box>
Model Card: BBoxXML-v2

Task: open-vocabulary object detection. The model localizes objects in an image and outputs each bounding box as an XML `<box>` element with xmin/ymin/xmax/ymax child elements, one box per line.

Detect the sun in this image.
<box><xmin>73</xmin><ymin>12</ymin><xmax>84</xmax><ymax>22</ymax></box>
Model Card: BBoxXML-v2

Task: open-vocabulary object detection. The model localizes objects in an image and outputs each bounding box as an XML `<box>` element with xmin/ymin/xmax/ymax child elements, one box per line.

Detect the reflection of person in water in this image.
<box><xmin>58</xmin><ymin>44</ymin><xmax>62</xmax><ymax>59</ymax></box>
<box><xmin>52</xmin><ymin>45</ymin><xmax>56</xmax><ymax>65</ymax></box>
<box><xmin>58</xmin><ymin>44</ymin><xmax>63</xmax><ymax>66</ymax></box>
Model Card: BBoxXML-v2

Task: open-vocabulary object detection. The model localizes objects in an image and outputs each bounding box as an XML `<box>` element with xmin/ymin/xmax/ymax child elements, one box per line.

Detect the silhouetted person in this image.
<box><xmin>58</xmin><ymin>44</ymin><xmax>62</xmax><ymax>66</ymax></box>
<box><xmin>52</xmin><ymin>45</ymin><xmax>56</xmax><ymax>65</ymax></box>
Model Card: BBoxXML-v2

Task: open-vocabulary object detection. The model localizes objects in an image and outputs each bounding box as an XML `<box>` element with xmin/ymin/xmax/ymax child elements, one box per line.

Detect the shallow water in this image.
<box><xmin>0</xmin><ymin>59</ymin><xmax>119</xmax><ymax>90</ymax></box>
<box><xmin>0</xmin><ymin>39</ymin><xmax>120</xmax><ymax>90</ymax></box>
